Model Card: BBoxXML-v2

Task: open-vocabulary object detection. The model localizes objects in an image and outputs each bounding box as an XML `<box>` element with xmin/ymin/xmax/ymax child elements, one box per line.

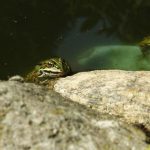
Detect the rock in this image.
<box><xmin>54</xmin><ymin>70</ymin><xmax>150</xmax><ymax>132</ymax></box>
<box><xmin>0</xmin><ymin>79</ymin><xmax>149</xmax><ymax>149</ymax></box>
<box><xmin>9</xmin><ymin>75</ymin><xmax>24</xmax><ymax>82</ymax></box>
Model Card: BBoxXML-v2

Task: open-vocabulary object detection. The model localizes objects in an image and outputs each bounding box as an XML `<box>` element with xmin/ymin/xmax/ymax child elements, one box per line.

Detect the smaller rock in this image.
<box><xmin>9</xmin><ymin>75</ymin><xmax>24</xmax><ymax>82</ymax></box>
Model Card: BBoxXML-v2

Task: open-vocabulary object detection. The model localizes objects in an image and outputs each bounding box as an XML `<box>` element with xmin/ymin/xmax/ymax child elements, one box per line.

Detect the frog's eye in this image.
<box><xmin>48</xmin><ymin>61</ymin><xmax>53</xmax><ymax>64</ymax></box>
<box><xmin>48</xmin><ymin>62</ymin><xmax>53</xmax><ymax>65</ymax></box>
<box><xmin>48</xmin><ymin>62</ymin><xmax>55</xmax><ymax>67</ymax></box>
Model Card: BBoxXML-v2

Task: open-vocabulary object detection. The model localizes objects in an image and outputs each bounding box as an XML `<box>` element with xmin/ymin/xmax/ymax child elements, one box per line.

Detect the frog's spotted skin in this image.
<box><xmin>139</xmin><ymin>36</ymin><xmax>150</xmax><ymax>57</ymax></box>
<box><xmin>25</xmin><ymin>57</ymin><xmax>71</xmax><ymax>86</ymax></box>
<box><xmin>37</xmin><ymin>58</ymin><xmax>71</xmax><ymax>78</ymax></box>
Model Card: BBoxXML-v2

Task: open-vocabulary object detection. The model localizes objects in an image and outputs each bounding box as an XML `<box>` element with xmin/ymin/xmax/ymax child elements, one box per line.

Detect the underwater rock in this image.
<box><xmin>0</xmin><ymin>78</ymin><xmax>149</xmax><ymax>150</ymax></box>
<box><xmin>54</xmin><ymin>70</ymin><xmax>150</xmax><ymax>132</ymax></box>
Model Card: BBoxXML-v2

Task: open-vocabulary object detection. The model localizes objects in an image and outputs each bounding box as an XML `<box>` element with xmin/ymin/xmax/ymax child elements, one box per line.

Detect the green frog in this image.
<box><xmin>25</xmin><ymin>57</ymin><xmax>71</xmax><ymax>88</ymax></box>
<box><xmin>139</xmin><ymin>36</ymin><xmax>150</xmax><ymax>57</ymax></box>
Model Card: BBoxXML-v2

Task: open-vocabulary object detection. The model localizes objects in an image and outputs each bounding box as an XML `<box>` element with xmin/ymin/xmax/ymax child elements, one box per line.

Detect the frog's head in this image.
<box><xmin>139</xmin><ymin>36</ymin><xmax>150</xmax><ymax>56</ymax></box>
<box><xmin>35</xmin><ymin>57</ymin><xmax>71</xmax><ymax>79</ymax></box>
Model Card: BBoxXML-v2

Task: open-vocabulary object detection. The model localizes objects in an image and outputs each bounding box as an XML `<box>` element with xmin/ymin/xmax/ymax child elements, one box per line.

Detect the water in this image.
<box><xmin>78</xmin><ymin>45</ymin><xmax>150</xmax><ymax>71</ymax></box>
<box><xmin>1</xmin><ymin>0</ymin><xmax>150</xmax><ymax>79</ymax></box>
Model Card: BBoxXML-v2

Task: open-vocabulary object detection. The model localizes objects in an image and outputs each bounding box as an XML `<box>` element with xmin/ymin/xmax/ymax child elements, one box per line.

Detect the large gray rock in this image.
<box><xmin>54</xmin><ymin>70</ymin><xmax>150</xmax><ymax>132</ymax></box>
<box><xmin>0</xmin><ymin>79</ymin><xmax>149</xmax><ymax>150</ymax></box>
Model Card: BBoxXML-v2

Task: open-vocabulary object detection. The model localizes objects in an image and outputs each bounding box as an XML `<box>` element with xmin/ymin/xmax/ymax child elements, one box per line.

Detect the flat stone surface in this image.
<box><xmin>0</xmin><ymin>79</ymin><xmax>149</xmax><ymax>150</ymax></box>
<box><xmin>54</xmin><ymin>70</ymin><xmax>150</xmax><ymax>131</ymax></box>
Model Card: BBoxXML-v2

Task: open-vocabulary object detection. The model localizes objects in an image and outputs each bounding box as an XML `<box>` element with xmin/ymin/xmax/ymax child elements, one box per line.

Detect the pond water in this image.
<box><xmin>1</xmin><ymin>0</ymin><xmax>150</xmax><ymax>79</ymax></box>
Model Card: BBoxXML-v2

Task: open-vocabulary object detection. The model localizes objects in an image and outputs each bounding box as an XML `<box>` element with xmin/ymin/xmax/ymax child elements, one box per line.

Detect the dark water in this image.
<box><xmin>1</xmin><ymin>0</ymin><xmax>150</xmax><ymax>79</ymax></box>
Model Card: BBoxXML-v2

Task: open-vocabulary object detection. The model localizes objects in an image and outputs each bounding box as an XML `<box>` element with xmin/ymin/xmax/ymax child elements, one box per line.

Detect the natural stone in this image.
<box><xmin>0</xmin><ymin>79</ymin><xmax>149</xmax><ymax>150</ymax></box>
<box><xmin>8</xmin><ymin>75</ymin><xmax>24</xmax><ymax>82</ymax></box>
<box><xmin>54</xmin><ymin>70</ymin><xmax>150</xmax><ymax>131</ymax></box>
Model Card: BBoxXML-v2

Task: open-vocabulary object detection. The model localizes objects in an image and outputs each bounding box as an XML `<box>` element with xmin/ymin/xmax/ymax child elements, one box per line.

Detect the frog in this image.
<box><xmin>138</xmin><ymin>36</ymin><xmax>150</xmax><ymax>57</ymax></box>
<box><xmin>25</xmin><ymin>57</ymin><xmax>71</xmax><ymax>89</ymax></box>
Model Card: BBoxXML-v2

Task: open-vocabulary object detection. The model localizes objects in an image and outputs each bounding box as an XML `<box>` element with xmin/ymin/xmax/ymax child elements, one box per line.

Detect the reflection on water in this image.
<box><xmin>1</xmin><ymin>0</ymin><xmax>150</xmax><ymax>79</ymax></box>
<box><xmin>78</xmin><ymin>45</ymin><xmax>150</xmax><ymax>71</ymax></box>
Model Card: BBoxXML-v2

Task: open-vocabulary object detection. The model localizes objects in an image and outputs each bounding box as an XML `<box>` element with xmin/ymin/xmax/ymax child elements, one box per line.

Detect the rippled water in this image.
<box><xmin>1</xmin><ymin>0</ymin><xmax>150</xmax><ymax>79</ymax></box>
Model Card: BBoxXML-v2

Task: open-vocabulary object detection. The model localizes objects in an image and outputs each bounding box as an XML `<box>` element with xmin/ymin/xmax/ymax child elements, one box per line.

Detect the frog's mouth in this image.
<box><xmin>38</xmin><ymin>67</ymin><xmax>64</xmax><ymax>78</ymax></box>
